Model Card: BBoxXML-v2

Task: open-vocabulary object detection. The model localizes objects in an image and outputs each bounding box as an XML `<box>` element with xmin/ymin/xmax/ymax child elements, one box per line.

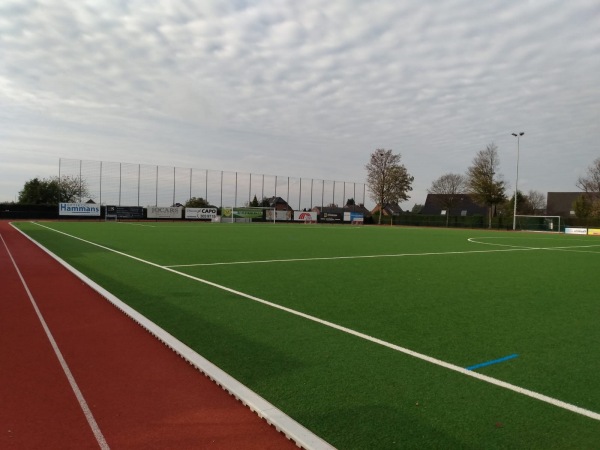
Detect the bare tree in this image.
<box><xmin>466</xmin><ymin>143</ymin><xmax>507</xmax><ymax>228</ymax></box>
<box><xmin>366</xmin><ymin>149</ymin><xmax>414</xmax><ymax>224</ymax></box>
<box><xmin>428</xmin><ymin>173</ymin><xmax>467</xmax><ymax>226</ymax></box>
<box><xmin>577</xmin><ymin>158</ymin><xmax>600</xmax><ymax>194</ymax></box>
<box><xmin>576</xmin><ymin>158</ymin><xmax>600</xmax><ymax>218</ymax></box>
<box><xmin>525</xmin><ymin>190</ymin><xmax>546</xmax><ymax>214</ymax></box>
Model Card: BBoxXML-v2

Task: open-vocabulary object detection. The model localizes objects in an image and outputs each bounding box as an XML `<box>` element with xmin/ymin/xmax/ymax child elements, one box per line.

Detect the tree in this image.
<box><xmin>573</xmin><ymin>194</ymin><xmax>592</xmax><ymax>219</ymax></box>
<box><xmin>522</xmin><ymin>190</ymin><xmax>546</xmax><ymax>214</ymax></box>
<box><xmin>18</xmin><ymin>176</ymin><xmax>89</xmax><ymax>204</ymax></box>
<box><xmin>576</xmin><ymin>157</ymin><xmax>600</xmax><ymax>194</ymax></box>
<box><xmin>427</xmin><ymin>173</ymin><xmax>467</xmax><ymax>226</ymax></box>
<box><xmin>411</xmin><ymin>204</ymin><xmax>423</xmax><ymax>214</ymax></box>
<box><xmin>185</xmin><ymin>197</ymin><xmax>210</xmax><ymax>207</ymax></box>
<box><xmin>506</xmin><ymin>190</ymin><xmax>527</xmax><ymax>218</ymax></box>
<box><xmin>250</xmin><ymin>195</ymin><xmax>260</xmax><ymax>207</ymax></box>
<box><xmin>366</xmin><ymin>149</ymin><xmax>414</xmax><ymax>224</ymax></box>
<box><xmin>576</xmin><ymin>158</ymin><xmax>600</xmax><ymax>217</ymax></box>
<box><xmin>466</xmin><ymin>143</ymin><xmax>506</xmax><ymax>228</ymax></box>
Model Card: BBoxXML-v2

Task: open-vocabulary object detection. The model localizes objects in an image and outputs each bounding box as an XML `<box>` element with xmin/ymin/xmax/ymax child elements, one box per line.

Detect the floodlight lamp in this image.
<box><xmin>512</xmin><ymin>133</ymin><xmax>517</xmax><ymax>136</ymax></box>
<box><xmin>519</xmin><ymin>132</ymin><xmax>524</xmax><ymax>136</ymax></box>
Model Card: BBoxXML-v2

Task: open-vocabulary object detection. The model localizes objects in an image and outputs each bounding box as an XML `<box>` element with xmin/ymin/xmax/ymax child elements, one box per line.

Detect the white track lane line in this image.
<box><xmin>15</xmin><ymin>223</ymin><xmax>334</xmax><ymax>450</ymax></box>
<box><xmin>0</xmin><ymin>232</ymin><xmax>110</xmax><ymax>450</ymax></box>
<box><xmin>25</xmin><ymin>223</ymin><xmax>600</xmax><ymax>423</ymax></box>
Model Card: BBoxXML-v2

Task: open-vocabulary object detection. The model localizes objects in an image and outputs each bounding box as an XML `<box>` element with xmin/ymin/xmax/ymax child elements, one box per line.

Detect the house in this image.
<box><xmin>370</xmin><ymin>202</ymin><xmax>403</xmax><ymax>217</ymax></box>
<box><xmin>546</xmin><ymin>192</ymin><xmax>598</xmax><ymax>217</ymax></box>
<box><xmin>266</xmin><ymin>196</ymin><xmax>293</xmax><ymax>212</ymax></box>
<box><xmin>343</xmin><ymin>203</ymin><xmax>371</xmax><ymax>216</ymax></box>
<box><xmin>420</xmin><ymin>194</ymin><xmax>487</xmax><ymax>216</ymax></box>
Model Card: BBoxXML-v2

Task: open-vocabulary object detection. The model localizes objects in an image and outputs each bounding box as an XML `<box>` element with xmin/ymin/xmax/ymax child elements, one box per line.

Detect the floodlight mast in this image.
<box><xmin>511</xmin><ymin>132</ymin><xmax>525</xmax><ymax>230</ymax></box>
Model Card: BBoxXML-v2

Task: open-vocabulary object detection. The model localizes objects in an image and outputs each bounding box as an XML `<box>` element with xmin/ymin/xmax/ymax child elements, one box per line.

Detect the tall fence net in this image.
<box><xmin>59</xmin><ymin>158</ymin><xmax>367</xmax><ymax>210</ymax></box>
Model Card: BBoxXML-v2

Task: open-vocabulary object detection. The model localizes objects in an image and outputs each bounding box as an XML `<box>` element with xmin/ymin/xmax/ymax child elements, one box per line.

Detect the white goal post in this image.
<box><xmin>514</xmin><ymin>215</ymin><xmax>561</xmax><ymax>233</ymax></box>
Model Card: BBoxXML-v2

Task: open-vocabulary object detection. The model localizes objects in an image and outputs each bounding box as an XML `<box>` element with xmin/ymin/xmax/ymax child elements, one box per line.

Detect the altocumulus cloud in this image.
<box><xmin>1</xmin><ymin>0</ymin><xmax>599</xmax><ymax>205</ymax></box>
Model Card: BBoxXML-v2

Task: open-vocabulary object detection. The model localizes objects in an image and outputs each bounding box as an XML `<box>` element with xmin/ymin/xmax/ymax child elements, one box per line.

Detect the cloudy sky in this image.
<box><xmin>2</xmin><ymin>0</ymin><xmax>599</xmax><ymax>207</ymax></box>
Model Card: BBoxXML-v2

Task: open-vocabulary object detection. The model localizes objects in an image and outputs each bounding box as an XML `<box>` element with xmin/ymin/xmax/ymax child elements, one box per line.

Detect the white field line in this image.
<box><xmin>24</xmin><ymin>222</ymin><xmax>600</xmax><ymax>423</ymax></box>
<box><xmin>468</xmin><ymin>237</ymin><xmax>600</xmax><ymax>252</ymax></box>
<box><xmin>0</xmin><ymin>232</ymin><xmax>110</xmax><ymax>450</ymax></box>
<box><xmin>166</xmin><ymin>247</ymin><xmax>537</xmax><ymax>268</ymax></box>
<box><xmin>116</xmin><ymin>223</ymin><xmax>157</xmax><ymax>227</ymax></box>
<box><xmin>170</xmin><ymin>237</ymin><xmax>599</xmax><ymax>269</ymax></box>
<box><xmin>545</xmin><ymin>247</ymin><xmax>600</xmax><ymax>254</ymax></box>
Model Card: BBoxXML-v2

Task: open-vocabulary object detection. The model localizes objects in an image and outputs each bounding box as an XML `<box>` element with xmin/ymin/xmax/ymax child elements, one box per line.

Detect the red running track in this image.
<box><xmin>0</xmin><ymin>221</ymin><xmax>299</xmax><ymax>449</ymax></box>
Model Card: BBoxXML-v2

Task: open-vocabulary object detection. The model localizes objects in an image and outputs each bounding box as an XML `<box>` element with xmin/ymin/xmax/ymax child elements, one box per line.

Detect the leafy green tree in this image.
<box><xmin>18</xmin><ymin>176</ymin><xmax>89</xmax><ymax>204</ymax></box>
<box><xmin>411</xmin><ymin>204</ymin><xmax>423</xmax><ymax>214</ymax></box>
<box><xmin>573</xmin><ymin>195</ymin><xmax>592</xmax><ymax>219</ymax></box>
<box><xmin>185</xmin><ymin>197</ymin><xmax>210</xmax><ymax>207</ymax></box>
<box><xmin>506</xmin><ymin>190</ymin><xmax>526</xmax><ymax>216</ymax></box>
<box><xmin>250</xmin><ymin>195</ymin><xmax>260</xmax><ymax>207</ymax></box>
<box><xmin>366</xmin><ymin>149</ymin><xmax>414</xmax><ymax>224</ymax></box>
<box><xmin>466</xmin><ymin>143</ymin><xmax>506</xmax><ymax>228</ymax></box>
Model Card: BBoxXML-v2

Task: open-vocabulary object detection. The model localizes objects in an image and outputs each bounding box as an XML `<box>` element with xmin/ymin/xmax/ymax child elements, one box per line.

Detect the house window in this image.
<box><xmin>441</xmin><ymin>210</ymin><xmax>447</xmax><ymax>215</ymax></box>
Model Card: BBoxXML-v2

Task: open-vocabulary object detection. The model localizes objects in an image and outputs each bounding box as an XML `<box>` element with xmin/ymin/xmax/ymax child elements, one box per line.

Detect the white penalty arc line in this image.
<box><xmin>26</xmin><ymin>223</ymin><xmax>600</xmax><ymax>422</ymax></box>
<box><xmin>0</xmin><ymin>232</ymin><xmax>110</xmax><ymax>450</ymax></box>
<box><xmin>468</xmin><ymin>237</ymin><xmax>600</xmax><ymax>252</ymax></box>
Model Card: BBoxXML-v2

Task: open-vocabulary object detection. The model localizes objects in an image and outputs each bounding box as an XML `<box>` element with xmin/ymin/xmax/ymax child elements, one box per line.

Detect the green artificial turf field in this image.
<box><xmin>14</xmin><ymin>221</ymin><xmax>600</xmax><ymax>449</ymax></box>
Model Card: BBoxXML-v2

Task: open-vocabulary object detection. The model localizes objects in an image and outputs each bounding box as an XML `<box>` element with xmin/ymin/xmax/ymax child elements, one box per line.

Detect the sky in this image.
<box><xmin>1</xmin><ymin>0</ymin><xmax>599</xmax><ymax>208</ymax></box>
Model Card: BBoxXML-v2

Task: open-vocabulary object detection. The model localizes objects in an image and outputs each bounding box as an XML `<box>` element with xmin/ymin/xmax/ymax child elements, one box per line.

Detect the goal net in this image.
<box><xmin>221</xmin><ymin>207</ymin><xmax>276</xmax><ymax>223</ymax></box>
<box><xmin>514</xmin><ymin>215</ymin><xmax>561</xmax><ymax>233</ymax></box>
<box><xmin>105</xmin><ymin>206</ymin><xmax>118</xmax><ymax>222</ymax></box>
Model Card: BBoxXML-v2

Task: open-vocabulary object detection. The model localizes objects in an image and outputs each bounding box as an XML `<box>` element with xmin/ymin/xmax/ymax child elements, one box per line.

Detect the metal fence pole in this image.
<box><xmin>119</xmin><ymin>163</ymin><xmax>122</xmax><ymax>206</ymax></box>
<box><xmin>99</xmin><ymin>161</ymin><xmax>102</xmax><ymax>206</ymax></box>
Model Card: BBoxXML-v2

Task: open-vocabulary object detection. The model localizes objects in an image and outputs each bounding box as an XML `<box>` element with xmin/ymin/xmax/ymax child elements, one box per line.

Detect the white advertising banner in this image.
<box><xmin>147</xmin><ymin>206</ymin><xmax>183</xmax><ymax>219</ymax></box>
<box><xmin>565</xmin><ymin>227</ymin><xmax>587</xmax><ymax>235</ymax></box>
<box><xmin>344</xmin><ymin>212</ymin><xmax>364</xmax><ymax>222</ymax></box>
<box><xmin>294</xmin><ymin>211</ymin><xmax>318</xmax><ymax>221</ymax></box>
<box><xmin>185</xmin><ymin>207</ymin><xmax>218</xmax><ymax>220</ymax></box>
<box><xmin>59</xmin><ymin>202</ymin><xmax>101</xmax><ymax>216</ymax></box>
<box><xmin>266</xmin><ymin>210</ymin><xmax>291</xmax><ymax>221</ymax></box>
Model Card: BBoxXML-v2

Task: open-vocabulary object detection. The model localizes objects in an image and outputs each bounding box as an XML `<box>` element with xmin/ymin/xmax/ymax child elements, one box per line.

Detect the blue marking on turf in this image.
<box><xmin>466</xmin><ymin>354</ymin><xmax>519</xmax><ymax>371</ymax></box>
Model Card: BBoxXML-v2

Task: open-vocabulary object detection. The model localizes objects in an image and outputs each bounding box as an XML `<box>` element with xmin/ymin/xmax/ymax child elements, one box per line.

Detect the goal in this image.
<box><xmin>105</xmin><ymin>206</ymin><xmax>118</xmax><ymax>222</ymax></box>
<box><xmin>514</xmin><ymin>215</ymin><xmax>561</xmax><ymax>233</ymax></box>
<box><xmin>222</xmin><ymin>207</ymin><xmax>276</xmax><ymax>223</ymax></box>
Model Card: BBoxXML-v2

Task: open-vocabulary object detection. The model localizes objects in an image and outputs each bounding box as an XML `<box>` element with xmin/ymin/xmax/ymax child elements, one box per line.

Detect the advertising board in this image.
<box><xmin>588</xmin><ymin>228</ymin><xmax>600</xmax><ymax>236</ymax></box>
<box><xmin>266</xmin><ymin>210</ymin><xmax>291</xmax><ymax>221</ymax></box>
<box><xmin>185</xmin><ymin>207</ymin><xmax>218</xmax><ymax>220</ymax></box>
<box><xmin>59</xmin><ymin>202</ymin><xmax>101</xmax><ymax>217</ymax></box>
<box><xmin>147</xmin><ymin>206</ymin><xmax>183</xmax><ymax>219</ymax></box>
<box><xmin>294</xmin><ymin>211</ymin><xmax>318</xmax><ymax>222</ymax></box>
<box><xmin>320</xmin><ymin>212</ymin><xmax>343</xmax><ymax>223</ymax></box>
<box><xmin>106</xmin><ymin>205</ymin><xmax>144</xmax><ymax>219</ymax></box>
<box><xmin>344</xmin><ymin>212</ymin><xmax>364</xmax><ymax>223</ymax></box>
<box><xmin>565</xmin><ymin>227</ymin><xmax>588</xmax><ymax>235</ymax></box>
<box><xmin>222</xmin><ymin>207</ymin><xmax>265</xmax><ymax>219</ymax></box>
